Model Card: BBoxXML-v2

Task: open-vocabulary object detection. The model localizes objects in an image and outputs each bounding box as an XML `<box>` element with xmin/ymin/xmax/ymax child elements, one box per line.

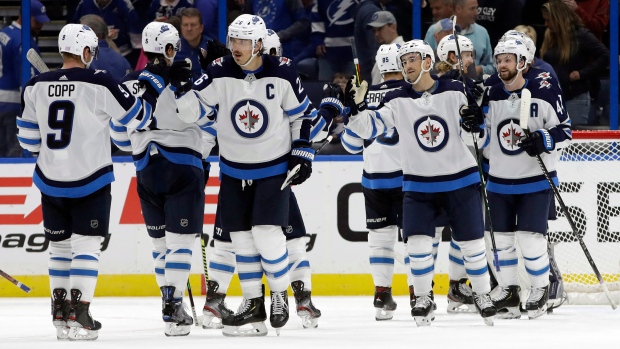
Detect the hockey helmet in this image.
<box><xmin>436</xmin><ymin>34</ymin><xmax>474</xmax><ymax>64</ymax></box>
<box><xmin>142</xmin><ymin>22</ymin><xmax>180</xmax><ymax>61</ymax></box>
<box><xmin>227</xmin><ymin>14</ymin><xmax>267</xmax><ymax>53</ymax></box>
<box><xmin>500</xmin><ymin>30</ymin><xmax>535</xmax><ymax>64</ymax></box>
<box><xmin>58</xmin><ymin>24</ymin><xmax>99</xmax><ymax>67</ymax></box>
<box><xmin>376</xmin><ymin>43</ymin><xmax>402</xmax><ymax>74</ymax></box>
<box><xmin>494</xmin><ymin>39</ymin><xmax>529</xmax><ymax>71</ymax></box>
<box><xmin>264</xmin><ymin>29</ymin><xmax>282</xmax><ymax>56</ymax></box>
<box><xmin>398</xmin><ymin>39</ymin><xmax>435</xmax><ymax>68</ymax></box>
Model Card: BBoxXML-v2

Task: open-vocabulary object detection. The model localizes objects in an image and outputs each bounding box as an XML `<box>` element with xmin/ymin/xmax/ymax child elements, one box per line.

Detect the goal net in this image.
<box><xmin>551</xmin><ymin>130</ymin><xmax>620</xmax><ymax>304</ymax></box>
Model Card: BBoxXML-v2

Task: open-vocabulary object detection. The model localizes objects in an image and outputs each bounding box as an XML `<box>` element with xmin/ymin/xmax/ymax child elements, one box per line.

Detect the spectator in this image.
<box><xmin>148</xmin><ymin>0</ymin><xmax>195</xmax><ymax>22</ymax></box>
<box><xmin>175</xmin><ymin>8</ymin><xmax>212</xmax><ymax>79</ymax></box>
<box><xmin>423</xmin><ymin>0</ymin><xmax>454</xmax><ymax>46</ymax></box>
<box><xmin>253</xmin><ymin>0</ymin><xmax>310</xmax><ymax>59</ymax></box>
<box><xmin>562</xmin><ymin>0</ymin><xmax>609</xmax><ymax>40</ymax></box>
<box><xmin>80</xmin><ymin>14</ymin><xmax>132</xmax><ymax>82</ymax></box>
<box><xmin>308</xmin><ymin>0</ymin><xmax>357</xmax><ymax>81</ymax></box>
<box><xmin>354</xmin><ymin>0</ymin><xmax>389</xmax><ymax>84</ymax></box>
<box><xmin>432</xmin><ymin>18</ymin><xmax>455</xmax><ymax>50</ymax></box>
<box><xmin>540</xmin><ymin>0</ymin><xmax>610</xmax><ymax>127</ymax></box>
<box><xmin>0</xmin><ymin>0</ymin><xmax>49</xmax><ymax>157</ymax></box>
<box><xmin>368</xmin><ymin>11</ymin><xmax>404</xmax><ymax>85</ymax></box>
<box><xmin>453</xmin><ymin>0</ymin><xmax>495</xmax><ymax>78</ymax></box>
<box><xmin>195</xmin><ymin>0</ymin><xmax>218</xmax><ymax>39</ymax></box>
<box><xmin>476</xmin><ymin>0</ymin><xmax>523</xmax><ymax>48</ymax></box>
<box><xmin>72</xmin><ymin>0</ymin><xmax>143</xmax><ymax>64</ymax></box>
<box><xmin>388</xmin><ymin>0</ymin><xmax>413</xmax><ymax>41</ymax></box>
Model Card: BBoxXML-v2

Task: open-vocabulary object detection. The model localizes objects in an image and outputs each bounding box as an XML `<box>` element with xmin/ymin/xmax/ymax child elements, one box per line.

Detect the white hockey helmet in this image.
<box><xmin>436</xmin><ymin>34</ymin><xmax>474</xmax><ymax>64</ymax></box>
<box><xmin>264</xmin><ymin>29</ymin><xmax>282</xmax><ymax>56</ymax></box>
<box><xmin>58</xmin><ymin>24</ymin><xmax>99</xmax><ymax>67</ymax></box>
<box><xmin>376</xmin><ymin>43</ymin><xmax>402</xmax><ymax>74</ymax></box>
<box><xmin>398</xmin><ymin>39</ymin><xmax>435</xmax><ymax>67</ymax></box>
<box><xmin>494</xmin><ymin>38</ymin><xmax>529</xmax><ymax>70</ymax></box>
<box><xmin>227</xmin><ymin>14</ymin><xmax>267</xmax><ymax>52</ymax></box>
<box><xmin>142</xmin><ymin>22</ymin><xmax>180</xmax><ymax>61</ymax></box>
<box><xmin>500</xmin><ymin>30</ymin><xmax>535</xmax><ymax>64</ymax></box>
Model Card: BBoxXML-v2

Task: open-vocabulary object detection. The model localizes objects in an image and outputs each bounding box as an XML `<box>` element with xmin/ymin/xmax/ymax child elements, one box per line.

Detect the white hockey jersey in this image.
<box><xmin>18</xmin><ymin>68</ymin><xmax>153</xmax><ymax>198</ymax></box>
<box><xmin>112</xmin><ymin>70</ymin><xmax>205</xmax><ymax>171</ymax></box>
<box><xmin>176</xmin><ymin>55</ymin><xmax>315</xmax><ymax>180</ymax></box>
<box><xmin>483</xmin><ymin>79</ymin><xmax>572</xmax><ymax>194</ymax></box>
<box><xmin>342</xmin><ymin>79</ymin><xmax>409</xmax><ymax>189</ymax></box>
<box><xmin>347</xmin><ymin>79</ymin><xmax>480</xmax><ymax>193</ymax></box>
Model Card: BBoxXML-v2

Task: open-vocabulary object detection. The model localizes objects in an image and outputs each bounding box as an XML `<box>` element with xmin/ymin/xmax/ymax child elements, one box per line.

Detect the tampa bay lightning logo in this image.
<box><xmin>231</xmin><ymin>99</ymin><xmax>269</xmax><ymax>138</ymax></box>
<box><xmin>497</xmin><ymin>118</ymin><xmax>525</xmax><ymax>155</ymax></box>
<box><xmin>255</xmin><ymin>1</ymin><xmax>275</xmax><ymax>25</ymax></box>
<box><xmin>327</xmin><ymin>0</ymin><xmax>356</xmax><ymax>26</ymax></box>
<box><xmin>413</xmin><ymin>115</ymin><xmax>449</xmax><ymax>152</ymax></box>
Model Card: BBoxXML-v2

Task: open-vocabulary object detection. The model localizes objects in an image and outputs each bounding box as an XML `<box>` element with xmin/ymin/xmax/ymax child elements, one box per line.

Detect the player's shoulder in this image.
<box><xmin>122</xmin><ymin>70</ymin><xmax>141</xmax><ymax>83</ymax></box>
<box><xmin>487</xmin><ymin>82</ymin><xmax>509</xmax><ymax>100</ymax></box>
<box><xmin>382</xmin><ymin>83</ymin><xmax>411</xmax><ymax>103</ymax></box>
<box><xmin>434</xmin><ymin>78</ymin><xmax>466</xmax><ymax>95</ymax></box>
<box><xmin>527</xmin><ymin>78</ymin><xmax>560</xmax><ymax>104</ymax></box>
<box><xmin>527</xmin><ymin>68</ymin><xmax>559</xmax><ymax>92</ymax></box>
<box><xmin>369</xmin><ymin>79</ymin><xmax>408</xmax><ymax>92</ymax></box>
<box><xmin>261</xmin><ymin>55</ymin><xmax>298</xmax><ymax>82</ymax></box>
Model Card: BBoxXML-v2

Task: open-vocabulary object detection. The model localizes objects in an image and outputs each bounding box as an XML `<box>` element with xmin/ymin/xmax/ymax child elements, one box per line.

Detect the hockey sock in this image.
<box><xmin>230</xmin><ymin>230</ymin><xmax>263</xmax><ymax>299</ymax></box>
<box><xmin>70</xmin><ymin>234</ymin><xmax>102</xmax><ymax>303</ymax></box>
<box><xmin>164</xmin><ymin>232</ymin><xmax>196</xmax><ymax>299</ymax></box>
<box><xmin>368</xmin><ymin>226</ymin><xmax>397</xmax><ymax>287</ymax></box>
<box><xmin>448</xmin><ymin>239</ymin><xmax>467</xmax><ymax>281</ymax></box>
<box><xmin>494</xmin><ymin>232</ymin><xmax>519</xmax><ymax>286</ymax></box>
<box><xmin>151</xmin><ymin>237</ymin><xmax>167</xmax><ymax>288</ymax></box>
<box><xmin>208</xmin><ymin>240</ymin><xmax>236</xmax><ymax>294</ymax></box>
<box><xmin>287</xmin><ymin>237</ymin><xmax>312</xmax><ymax>289</ymax></box>
<box><xmin>407</xmin><ymin>235</ymin><xmax>434</xmax><ymax>296</ymax></box>
<box><xmin>49</xmin><ymin>239</ymin><xmax>72</xmax><ymax>292</ymax></box>
<box><xmin>458</xmin><ymin>238</ymin><xmax>491</xmax><ymax>295</ymax></box>
<box><xmin>517</xmin><ymin>231</ymin><xmax>550</xmax><ymax>288</ymax></box>
<box><xmin>253</xmin><ymin>225</ymin><xmax>290</xmax><ymax>293</ymax></box>
<box><xmin>432</xmin><ymin>227</ymin><xmax>442</xmax><ymax>262</ymax></box>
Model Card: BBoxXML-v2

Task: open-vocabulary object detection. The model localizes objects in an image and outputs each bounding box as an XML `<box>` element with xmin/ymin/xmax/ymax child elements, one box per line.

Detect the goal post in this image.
<box><xmin>552</xmin><ymin>130</ymin><xmax>620</xmax><ymax>304</ymax></box>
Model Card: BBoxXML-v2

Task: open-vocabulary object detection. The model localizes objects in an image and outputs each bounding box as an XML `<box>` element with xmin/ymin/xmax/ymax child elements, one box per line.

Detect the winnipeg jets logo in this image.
<box><xmin>327</xmin><ymin>0</ymin><xmax>356</xmax><ymax>26</ymax></box>
<box><xmin>230</xmin><ymin>99</ymin><xmax>269</xmax><ymax>138</ymax></box>
<box><xmin>414</xmin><ymin>115</ymin><xmax>449</xmax><ymax>152</ymax></box>
<box><xmin>536</xmin><ymin>72</ymin><xmax>551</xmax><ymax>80</ymax></box>
<box><xmin>497</xmin><ymin>119</ymin><xmax>525</xmax><ymax>155</ymax></box>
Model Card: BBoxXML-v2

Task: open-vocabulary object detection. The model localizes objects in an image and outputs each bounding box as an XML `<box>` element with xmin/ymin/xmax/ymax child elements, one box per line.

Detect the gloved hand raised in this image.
<box><xmin>199</xmin><ymin>39</ymin><xmax>229</xmax><ymax>71</ymax></box>
<box><xmin>169</xmin><ymin>59</ymin><xmax>193</xmax><ymax>96</ymax></box>
<box><xmin>344</xmin><ymin>75</ymin><xmax>368</xmax><ymax>116</ymax></box>
<box><xmin>518</xmin><ymin>129</ymin><xmax>555</xmax><ymax>157</ymax></box>
<box><xmin>139</xmin><ymin>58</ymin><xmax>170</xmax><ymax>96</ymax></box>
<box><xmin>320</xmin><ymin>82</ymin><xmax>345</xmax><ymax>117</ymax></box>
<box><xmin>459</xmin><ymin>104</ymin><xmax>485</xmax><ymax>133</ymax></box>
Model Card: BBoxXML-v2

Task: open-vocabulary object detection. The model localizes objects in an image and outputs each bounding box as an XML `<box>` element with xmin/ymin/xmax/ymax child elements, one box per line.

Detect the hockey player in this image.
<box><xmin>342</xmin><ymin>43</ymin><xmax>427</xmax><ymax>320</ymax></box>
<box><xmin>18</xmin><ymin>23</ymin><xmax>156</xmax><ymax>341</ymax></box>
<box><xmin>474</xmin><ymin>39</ymin><xmax>571</xmax><ymax>319</ymax></box>
<box><xmin>173</xmin><ymin>15</ymin><xmax>326</xmax><ymax>336</ymax></box>
<box><xmin>345</xmin><ymin>39</ymin><xmax>497</xmax><ymax>326</ymax></box>
<box><xmin>200</xmin><ymin>29</ymin><xmax>343</xmax><ymax>331</ymax></box>
<box><xmin>111</xmin><ymin>21</ymin><xmax>205</xmax><ymax>336</ymax></box>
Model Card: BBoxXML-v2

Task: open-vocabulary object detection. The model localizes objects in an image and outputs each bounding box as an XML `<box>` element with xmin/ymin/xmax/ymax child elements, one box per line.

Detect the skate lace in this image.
<box><xmin>271</xmin><ymin>292</ymin><xmax>288</xmax><ymax>315</ymax></box>
<box><xmin>414</xmin><ymin>295</ymin><xmax>431</xmax><ymax>309</ymax></box>
<box><xmin>236</xmin><ymin>298</ymin><xmax>251</xmax><ymax>314</ymax></box>
<box><xmin>528</xmin><ymin>288</ymin><xmax>545</xmax><ymax>303</ymax></box>
<box><xmin>493</xmin><ymin>288</ymin><xmax>510</xmax><ymax>302</ymax></box>
<box><xmin>458</xmin><ymin>282</ymin><xmax>473</xmax><ymax>297</ymax></box>
<box><xmin>474</xmin><ymin>294</ymin><xmax>493</xmax><ymax>308</ymax></box>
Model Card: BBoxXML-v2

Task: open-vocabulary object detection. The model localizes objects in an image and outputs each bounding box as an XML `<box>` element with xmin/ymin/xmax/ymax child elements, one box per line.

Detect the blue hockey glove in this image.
<box><xmin>139</xmin><ymin>58</ymin><xmax>170</xmax><ymax>96</ymax></box>
<box><xmin>519</xmin><ymin>129</ymin><xmax>555</xmax><ymax>157</ymax></box>
<box><xmin>320</xmin><ymin>82</ymin><xmax>345</xmax><ymax>118</ymax></box>
<box><xmin>288</xmin><ymin>140</ymin><xmax>315</xmax><ymax>185</ymax></box>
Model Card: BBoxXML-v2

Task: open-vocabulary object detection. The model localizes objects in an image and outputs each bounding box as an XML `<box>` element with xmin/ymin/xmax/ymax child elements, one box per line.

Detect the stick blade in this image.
<box><xmin>26</xmin><ymin>48</ymin><xmax>50</xmax><ymax>73</ymax></box>
<box><xmin>519</xmin><ymin>88</ymin><xmax>532</xmax><ymax>129</ymax></box>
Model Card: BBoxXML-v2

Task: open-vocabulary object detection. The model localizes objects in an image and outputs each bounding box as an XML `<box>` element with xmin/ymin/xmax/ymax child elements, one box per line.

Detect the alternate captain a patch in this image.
<box><xmin>230</xmin><ymin>99</ymin><xmax>269</xmax><ymax>138</ymax></box>
<box><xmin>414</xmin><ymin>115</ymin><xmax>449</xmax><ymax>152</ymax></box>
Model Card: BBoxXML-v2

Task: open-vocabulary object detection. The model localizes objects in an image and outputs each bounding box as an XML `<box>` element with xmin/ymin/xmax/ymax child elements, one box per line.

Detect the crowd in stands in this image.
<box><xmin>0</xmin><ymin>0</ymin><xmax>614</xmax><ymax>157</ymax></box>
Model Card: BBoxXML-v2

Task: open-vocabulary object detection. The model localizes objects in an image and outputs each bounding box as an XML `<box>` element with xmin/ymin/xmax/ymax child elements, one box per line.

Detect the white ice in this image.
<box><xmin>1</xmin><ymin>296</ymin><xmax>618</xmax><ymax>349</ymax></box>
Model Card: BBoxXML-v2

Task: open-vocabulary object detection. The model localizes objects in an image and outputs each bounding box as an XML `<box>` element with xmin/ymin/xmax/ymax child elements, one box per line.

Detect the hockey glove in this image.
<box><xmin>320</xmin><ymin>82</ymin><xmax>345</xmax><ymax>118</ymax></box>
<box><xmin>287</xmin><ymin>140</ymin><xmax>315</xmax><ymax>186</ymax></box>
<box><xmin>344</xmin><ymin>75</ymin><xmax>368</xmax><ymax>116</ymax></box>
<box><xmin>459</xmin><ymin>104</ymin><xmax>485</xmax><ymax>133</ymax></box>
<box><xmin>139</xmin><ymin>58</ymin><xmax>170</xmax><ymax>96</ymax></box>
<box><xmin>169</xmin><ymin>59</ymin><xmax>194</xmax><ymax>97</ymax></box>
<box><xmin>199</xmin><ymin>39</ymin><xmax>229</xmax><ymax>71</ymax></box>
<box><xmin>203</xmin><ymin>161</ymin><xmax>211</xmax><ymax>187</ymax></box>
<box><xmin>466</xmin><ymin>78</ymin><xmax>484</xmax><ymax>101</ymax></box>
<box><xmin>518</xmin><ymin>129</ymin><xmax>555</xmax><ymax>157</ymax></box>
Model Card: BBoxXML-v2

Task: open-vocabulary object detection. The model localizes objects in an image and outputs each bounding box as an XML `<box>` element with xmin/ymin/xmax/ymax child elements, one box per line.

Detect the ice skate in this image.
<box><xmin>66</xmin><ymin>289</ymin><xmax>102</xmax><ymax>341</ymax></box>
<box><xmin>491</xmin><ymin>285</ymin><xmax>521</xmax><ymax>319</ymax></box>
<box><xmin>270</xmin><ymin>290</ymin><xmax>289</xmax><ymax>336</ymax></box>
<box><xmin>202</xmin><ymin>280</ymin><xmax>233</xmax><ymax>329</ymax></box>
<box><xmin>411</xmin><ymin>294</ymin><xmax>435</xmax><ymax>326</ymax></box>
<box><xmin>447</xmin><ymin>279</ymin><xmax>477</xmax><ymax>314</ymax></box>
<box><xmin>292</xmin><ymin>281</ymin><xmax>321</xmax><ymax>328</ymax></box>
<box><xmin>526</xmin><ymin>285</ymin><xmax>549</xmax><ymax>320</ymax></box>
<box><xmin>161</xmin><ymin>286</ymin><xmax>193</xmax><ymax>336</ymax></box>
<box><xmin>373</xmin><ymin>286</ymin><xmax>397</xmax><ymax>321</ymax></box>
<box><xmin>51</xmin><ymin>288</ymin><xmax>71</xmax><ymax>340</ymax></box>
<box><xmin>222</xmin><ymin>294</ymin><xmax>268</xmax><ymax>337</ymax></box>
<box><xmin>473</xmin><ymin>293</ymin><xmax>497</xmax><ymax>326</ymax></box>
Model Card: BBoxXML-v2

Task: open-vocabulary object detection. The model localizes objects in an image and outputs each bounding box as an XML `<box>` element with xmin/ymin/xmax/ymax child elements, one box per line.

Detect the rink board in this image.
<box><xmin>0</xmin><ymin>157</ymin><xmax>618</xmax><ymax>297</ymax></box>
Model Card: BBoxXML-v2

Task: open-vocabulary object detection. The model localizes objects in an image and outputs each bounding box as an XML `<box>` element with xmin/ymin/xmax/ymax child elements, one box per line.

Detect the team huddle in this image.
<box><xmin>18</xmin><ymin>12</ymin><xmax>571</xmax><ymax>340</ymax></box>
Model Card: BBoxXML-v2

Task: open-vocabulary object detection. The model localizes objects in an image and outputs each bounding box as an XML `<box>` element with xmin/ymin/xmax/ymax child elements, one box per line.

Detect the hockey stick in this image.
<box><xmin>26</xmin><ymin>48</ymin><xmax>50</xmax><ymax>73</ymax></box>
<box><xmin>186</xmin><ymin>279</ymin><xmax>200</xmax><ymax>326</ymax></box>
<box><xmin>452</xmin><ymin>17</ymin><xmax>499</xmax><ymax>271</ymax></box>
<box><xmin>281</xmin><ymin>136</ymin><xmax>333</xmax><ymax>190</ymax></box>
<box><xmin>201</xmin><ymin>233</ymin><xmax>209</xmax><ymax>285</ymax></box>
<box><xmin>0</xmin><ymin>269</ymin><xmax>32</xmax><ymax>293</ymax></box>
<box><xmin>519</xmin><ymin>88</ymin><xmax>617</xmax><ymax>310</ymax></box>
<box><xmin>350</xmin><ymin>38</ymin><xmax>362</xmax><ymax>86</ymax></box>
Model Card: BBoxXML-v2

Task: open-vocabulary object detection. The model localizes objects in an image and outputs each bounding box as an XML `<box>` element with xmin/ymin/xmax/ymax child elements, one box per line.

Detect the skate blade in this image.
<box><xmin>54</xmin><ymin>324</ymin><xmax>69</xmax><ymax>340</ymax></box>
<box><xmin>414</xmin><ymin>309</ymin><xmax>435</xmax><ymax>326</ymax></box>
<box><xmin>527</xmin><ymin>305</ymin><xmax>547</xmax><ymax>320</ymax></box>
<box><xmin>375</xmin><ymin>308</ymin><xmax>394</xmax><ymax>321</ymax></box>
<box><xmin>67</xmin><ymin>326</ymin><xmax>99</xmax><ymax>341</ymax></box>
<box><xmin>483</xmin><ymin>316</ymin><xmax>495</xmax><ymax>326</ymax></box>
<box><xmin>446</xmin><ymin>301</ymin><xmax>478</xmax><ymax>314</ymax></box>
<box><xmin>301</xmin><ymin>316</ymin><xmax>319</xmax><ymax>329</ymax></box>
<box><xmin>222</xmin><ymin>322</ymin><xmax>268</xmax><ymax>337</ymax></box>
<box><xmin>164</xmin><ymin>323</ymin><xmax>191</xmax><ymax>336</ymax></box>
<box><xmin>496</xmin><ymin>307</ymin><xmax>521</xmax><ymax>319</ymax></box>
<box><xmin>201</xmin><ymin>314</ymin><xmax>223</xmax><ymax>329</ymax></box>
